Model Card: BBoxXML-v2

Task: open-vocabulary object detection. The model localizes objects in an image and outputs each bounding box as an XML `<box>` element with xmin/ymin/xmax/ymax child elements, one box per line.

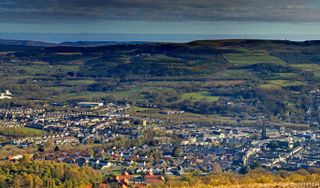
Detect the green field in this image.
<box><xmin>259</xmin><ymin>83</ymin><xmax>282</xmax><ymax>89</ymax></box>
<box><xmin>56</xmin><ymin>91</ymin><xmax>111</xmax><ymax>100</ymax></box>
<box><xmin>212</xmin><ymin>69</ymin><xmax>257</xmax><ymax>80</ymax></box>
<box><xmin>291</xmin><ymin>63</ymin><xmax>320</xmax><ymax>77</ymax></box>
<box><xmin>63</xmin><ymin>79</ymin><xmax>95</xmax><ymax>86</ymax></box>
<box><xmin>259</xmin><ymin>79</ymin><xmax>305</xmax><ymax>89</ymax></box>
<box><xmin>15</xmin><ymin>65</ymin><xmax>80</xmax><ymax>76</ymax></box>
<box><xmin>0</xmin><ymin>127</ymin><xmax>44</xmax><ymax>138</ymax></box>
<box><xmin>224</xmin><ymin>52</ymin><xmax>285</xmax><ymax>65</ymax></box>
<box><xmin>181</xmin><ymin>91</ymin><xmax>219</xmax><ymax>102</ymax></box>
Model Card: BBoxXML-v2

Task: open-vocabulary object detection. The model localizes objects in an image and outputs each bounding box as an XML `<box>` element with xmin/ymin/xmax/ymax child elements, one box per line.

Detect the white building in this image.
<box><xmin>0</xmin><ymin>90</ymin><xmax>12</xmax><ymax>100</ymax></box>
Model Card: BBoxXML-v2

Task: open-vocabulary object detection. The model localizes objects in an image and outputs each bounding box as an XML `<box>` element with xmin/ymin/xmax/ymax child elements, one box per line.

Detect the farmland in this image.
<box><xmin>0</xmin><ymin>39</ymin><xmax>320</xmax><ymax>125</ymax></box>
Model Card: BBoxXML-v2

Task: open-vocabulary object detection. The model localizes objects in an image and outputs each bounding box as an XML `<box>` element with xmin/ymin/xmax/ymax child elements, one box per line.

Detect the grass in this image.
<box><xmin>141</xmin><ymin>80</ymin><xmax>245</xmax><ymax>88</ymax></box>
<box><xmin>268</xmin><ymin>80</ymin><xmax>304</xmax><ymax>87</ymax></box>
<box><xmin>112</xmin><ymin>86</ymin><xmax>174</xmax><ymax>99</ymax></box>
<box><xmin>203</xmin><ymin>80</ymin><xmax>245</xmax><ymax>87</ymax></box>
<box><xmin>54</xmin><ymin>86</ymin><xmax>175</xmax><ymax>101</ymax></box>
<box><xmin>180</xmin><ymin>91</ymin><xmax>219</xmax><ymax>102</ymax></box>
<box><xmin>15</xmin><ymin>65</ymin><xmax>80</xmax><ymax>76</ymax></box>
<box><xmin>143</xmin><ymin>54</ymin><xmax>181</xmax><ymax>63</ymax></box>
<box><xmin>32</xmin><ymin>61</ymin><xmax>49</xmax><ymax>65</ymax></box>
<box><xmin>224</xmin><ymin>52</ymin><xmax>285</xmax><ymax>65</ymax></box>
<box><xmin>291</xmin><ymin>63</ymin><xmax>320</xmax><ymax>77</ymax></box>
<box><xmin>55</xmin><ymin>52</ymin><xmax>82</xmax><ymax>56</ymax></box>
<box><xmin>0</xmin><ymin>127</ymin><xmax>44</xmax><ymax>138</ymax></box>
<box><xmin>63</xmin><ymin>79</ymin><xmax>95</xmax><ymax>86</ymax></box>
<box><xmin>259</xmin><ymin>79</ymin><xmax>305</xmax><ymax>89</ymax></box>
<box><xmin>129</xmin><ymin>107</ymin><xmax>237</xmax><ymax>125</ymax></box>
<box><xmin>56</xmin><ymin>91</ymin><xmax>110</xmax><ymax>100</ymax></box>
<box><xmin>259</xmin><ymin>84</ymin><xmax>282</xmax><ymax>90</ymax></box>
<box><xmin>270</xmin><ymin>73</ymin><xmax>298</xmax><ymax>79</ymax></box>
<box><xmin>211</xmin><ymin>69</ymin><xmax>257</xmax><ymax>80</ymax></box>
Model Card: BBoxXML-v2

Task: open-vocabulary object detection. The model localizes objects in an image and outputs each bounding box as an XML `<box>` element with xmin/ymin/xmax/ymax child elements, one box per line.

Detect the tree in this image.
<box><xmin>172</xmin><ymin>146</ymin><xmax>183</xmax><ymax>157</ymax></box>
<box><xmin>38</xmin><ymin>145</ymin><xmax>45</xmax><ymax>152</ymax></box>
<box><xmin>239</xmin><ymin>166</ymin><xmax>250</xmax><ymax>174</ymax></box>
<box><xmin>212</xmin><ymin>162</ymin><xmax>222</xmax><ymax>174</ymax></box>
<box><xmin>54</xmin><ymin>146</ymin><xmax>60</xmax><ymax>152</ymax></box>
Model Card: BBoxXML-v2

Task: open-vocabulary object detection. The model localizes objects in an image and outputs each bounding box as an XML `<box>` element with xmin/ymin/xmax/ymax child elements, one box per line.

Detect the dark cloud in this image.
<box><xmin>0</xmin><ymin>0</ymin><xmax>319</xmax><ymax>23</ymax></box>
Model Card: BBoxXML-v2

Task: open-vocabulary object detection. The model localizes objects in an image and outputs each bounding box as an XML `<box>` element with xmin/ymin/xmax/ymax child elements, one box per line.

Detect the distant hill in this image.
<box><xmin>1</xmin><ymin>39</ymin><xmax>320</xmax><ymax>124</ymax></box>
<box><xmin>0</xmin><ymin>39</ymin><xmax>56</xmax><ymax>47</ymax></box>
<box><xmin>60</xmin><ymin>41</ymin><xmax>148</xmax><ymax>47</ymax></box>
<box><xmin>0</xmin><ymin>39</ymin><xmax>148</xmax><ymax>47</ymax></box>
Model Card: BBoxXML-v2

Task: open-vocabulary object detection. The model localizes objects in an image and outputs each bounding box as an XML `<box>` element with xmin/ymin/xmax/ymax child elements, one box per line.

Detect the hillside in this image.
<box><xmin>0</xmin><ymin>39</ymin><xmax>320</xmax><ymax>126</ymax></box>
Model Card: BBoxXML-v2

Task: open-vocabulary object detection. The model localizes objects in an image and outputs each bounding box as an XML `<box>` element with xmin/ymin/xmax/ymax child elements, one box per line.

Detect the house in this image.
<box><xmin>0</xmin><ymin>90</ymin><xmax>12</xmax><ymax>100</ymax></box>
<box><xmin>115</xmin><ymin>171</ymin><xmax>134</xmax><ymax>187</ymax></box>
<box><xmin>144</xmin><ymin>171</ymin><xmax>165</xmax><ymax>185</ymax></box>
<box><xmin>118</xmin><ymin>178</ymin><xmax>129</xmax><ymax>188</ymax></box>
<box><xmin>8</xmin><ymin>154</ymin><xmax>23</xmax><ymax>161</ymax></box>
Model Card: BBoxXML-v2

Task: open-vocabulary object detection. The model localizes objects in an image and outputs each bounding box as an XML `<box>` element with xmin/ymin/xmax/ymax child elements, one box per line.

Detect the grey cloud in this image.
<box><xmin>0</xmin><ymin>0</ymin><xmax>319</xmax><ymax>23</ymax></box>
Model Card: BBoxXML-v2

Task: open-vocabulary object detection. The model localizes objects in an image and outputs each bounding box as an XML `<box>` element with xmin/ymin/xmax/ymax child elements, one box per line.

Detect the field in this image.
<box><xmin>14</xmin><ymin>64</ymin><xmax>80</xmax><ymax>76</ymax></box>
<box><xmin>129</xmin><ymin>107</ymin><xmax>239</xmax><ymax>125</ymax></box>
<box><xmin>224</xmin><ymin>52</ymin><xmax>285</xmax><ymax>65</ymax></box>
<box><xmin>291</xmin><ymin>63</ymin><xmax>320</xmax><ymax>77</ymax></box>
<box><xmin>62</xmin><ymin>79</ymin><xmax>96</xmax><ymax>86</ymax></box>
<box><xmin>259</xmin><ymin>79</ymin><xmax>305</xmax><ymax>89</ymax></box>
<box><xmin>0</xmin><ymin>127</ymin><xmax>44</xmax><ymax>138</ymax></box>
<box><xmin>55</xmin><ymin>91</ymin><xmax>111</xmax><ymax>100</ymax></box>
<box><xmin>211</xmin><ymin>69</ymin><xmax>257</xmax><ymax>80</ymax></box>
<box><xmin>180</xmin><ymin>91</ymin><xmax>219</xmax><ymax>102</ymax></box>
<box><xmin>0</xmin><ymin>39</ymin><xmax>320</xmax><ymax>126</ymax></box>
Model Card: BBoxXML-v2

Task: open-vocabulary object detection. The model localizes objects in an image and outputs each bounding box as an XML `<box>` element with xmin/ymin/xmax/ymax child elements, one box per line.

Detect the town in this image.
<box><xmin>0</xmin><ymin>97</ymin><xmax>320</xmax><ymax>187</ymax></box>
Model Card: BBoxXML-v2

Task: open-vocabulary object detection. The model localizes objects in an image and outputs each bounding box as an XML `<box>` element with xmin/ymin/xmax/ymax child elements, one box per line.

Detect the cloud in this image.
<box><xmin>0</xmin><ymin>0</ymin><xmax>319</xmax><ymax>23</ymax></box>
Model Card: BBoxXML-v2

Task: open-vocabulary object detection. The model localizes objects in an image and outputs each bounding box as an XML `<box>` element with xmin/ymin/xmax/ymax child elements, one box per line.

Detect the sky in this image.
<box><xmin>1</xmin><ymin>0</ymin><xmax>320</xmax><ymax>42</ymax></box>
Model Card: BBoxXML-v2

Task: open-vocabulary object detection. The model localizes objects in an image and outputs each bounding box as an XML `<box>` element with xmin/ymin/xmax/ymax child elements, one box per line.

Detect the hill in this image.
<box><xmin>0</xmin><ymin>39</ymin><xmax>320</xmax><ymax>126</ymax></box>
<box><xmin>60</xmin><ymin>41</ymin><xmax>147</xmax><ymax>47</ymax></box>
<box><xmin>0</xmin><ymin>39</ymin><xmax>56</xmax><ymax>47</ymax></box>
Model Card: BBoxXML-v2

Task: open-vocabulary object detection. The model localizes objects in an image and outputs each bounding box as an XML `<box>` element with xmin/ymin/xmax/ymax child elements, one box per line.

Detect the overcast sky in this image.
<box><xmin>1</xmin><ymin>0</ymin><xmax>320</xmax><ymax>41</ymax></box>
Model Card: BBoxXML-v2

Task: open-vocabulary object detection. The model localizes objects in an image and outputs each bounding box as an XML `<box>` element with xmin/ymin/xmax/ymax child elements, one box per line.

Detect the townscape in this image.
<box><xmin>4</xmin><ymin>1</ymin><xmax>320</xmax><ymax>187</ymax></box>
<box><xmin>1</xmin><ymin>92</ymin><xmax>320</xmax><ymax>187</ymax></box>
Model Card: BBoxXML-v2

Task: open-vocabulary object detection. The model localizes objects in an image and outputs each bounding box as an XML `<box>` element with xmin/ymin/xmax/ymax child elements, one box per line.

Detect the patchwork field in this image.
<box><xmin>180</xmin><ymin>91</ymin><xmax>220</xmax><ymax>102</ymax></box>
<box><xmin>291</xmin><ymin>63</ymin><xmax>320</xmax><ymax>77</ymax></box>
<box><xmin>224</xmin><ymin>52</ymin><xmax>285</xmax><ymax>65</ymax></box>
<box><xmin>259</xmin><ymin>79</ymin><xmax>305</xmax><ymax>89</ymax></box>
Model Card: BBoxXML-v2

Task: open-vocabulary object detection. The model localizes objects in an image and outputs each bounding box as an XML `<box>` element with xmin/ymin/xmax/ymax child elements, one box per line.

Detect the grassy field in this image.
<box><xmin>203</xmin><ymin>80</ymin><xmax>245</xmax><ymax>87</ymax></box>
<box><xmin>62</xmin><ymin>79</ymin><xmax>96</xmax><ymax>86</ymax></box>
<box><xmin>56</xmin><ymin>91</ymin><xmax>111</xmax><ymax>100</ymax></box>
<box><xmin>270</xmin><ymin>73</ymin><xmax>299</xmax><ymax>79</ymax></box>
<box><xmin>55</xmin><ymin>86</ymin><xmax>175</xmax><ymax>101</ymax></box>
<box><xmin>268</xmin><ymin>80</ymin><xmax>304</xmax><ymax>87</ymax></box>
<box><xmin>259</xmin><ymin>84</ymin><xmax>282</xmax><ymax>89</ymax></box>
<box><xmin>259</xmin><ymin>79</ymin><xmax>305</xmax><ymax>89</ymax></box>
<box><xmin>180</xmin><ymin>91</ymin><xmax>219</xmax><ymax>102</ymax></box>
<box><xmin>55</xmin><ymin>52</ymin><xmax>82</xmax><ymax>56</ymax></box>
<box><xmin>112</xmin><ymin>86</ymin><xmax>174</xmax><ymax>99</ymax></box>
<box><xmin>211</xmin><ymin>69</ymin><xmax>257</xmax><ymax>80</ymax></box>
<box><xmin>143</xmin><ymin>54</ymin><xmax>181</xmax><ymax>63</ymax></box>
<box><xmin>129</xmin><ymin>107</ymin><xmax>237</xmax><ymax>125</ymax></box>
<box><xmin>15</xmin><ymin>65</ymin><xmax>80</xmax><ymax>76</ymax></box>
<box><xmin>291</xmin><ymin>63</ymin><xmax>320</xmax><ymax>77</ymax></box>
<box><xmin>0</xmin><ymin>127</ymin><xmax>44</xmax><ymax>138</ymax></box>
<box><xmin>224</xmin><ymin>52</ymin><xmax>285</xmax><ymax>65</ymax></box>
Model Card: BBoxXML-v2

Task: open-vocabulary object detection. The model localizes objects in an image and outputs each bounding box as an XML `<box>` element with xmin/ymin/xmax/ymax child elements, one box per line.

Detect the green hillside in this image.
<box><xmin>1</xmin><ymin>39</ymin><xmax>320</xmax><ymax>125</ymax></box>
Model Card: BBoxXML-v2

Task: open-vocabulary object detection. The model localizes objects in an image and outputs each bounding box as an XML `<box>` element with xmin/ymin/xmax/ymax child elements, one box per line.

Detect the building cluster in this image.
<box><xmin>1</xmin><ymin>99</ymin><xmax>320</xmax><ymax>187</ymax></box>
